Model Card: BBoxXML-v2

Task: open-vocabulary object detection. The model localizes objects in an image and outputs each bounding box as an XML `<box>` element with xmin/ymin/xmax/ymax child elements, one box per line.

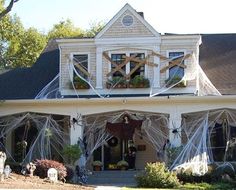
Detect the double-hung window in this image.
<box><xmin>168</xmin><ymin>52</ymin><xmax>184</xmax><ymax>79</ymax></box>
<box><xmin>130</xmin><ymin>53</ymin><xmax>145</xmax><ymax>79</ymax></box>
<box><xmin>73</xmin><ymin>54</ymin><xmax>88</xmax><ymax>79</ymax></box>
<box><xmin>110</xmin><ymin>53</ymin><xmax>145</xmax><ymax>79</ymax></box>
<box><xmin>111</xmin><ymin>54</ymin><xmax>126</xmax><ymax>78</ymax></box>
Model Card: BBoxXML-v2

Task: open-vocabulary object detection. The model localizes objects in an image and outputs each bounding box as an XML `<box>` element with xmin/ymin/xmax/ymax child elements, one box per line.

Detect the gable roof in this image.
<box><xmin>199</xmin><ymin>34</ymin><xmax>236</xmax><ymax>95</ymax></box>
<box><xmin>0</xmin><ymin>40</ymin><xmax>59</xmax><ymax>100</ymax></box>
<box><xmin>95</xmin><ymin>3</ymin><xmax>160</xmax><ymax>39</ymax></box>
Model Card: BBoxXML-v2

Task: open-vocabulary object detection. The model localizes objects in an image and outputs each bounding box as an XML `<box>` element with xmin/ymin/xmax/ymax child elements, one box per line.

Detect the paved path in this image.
<box><xmin>95</xmin><ymin>186</ymin><xmax>122</xmax><ymax>190</ymax></box>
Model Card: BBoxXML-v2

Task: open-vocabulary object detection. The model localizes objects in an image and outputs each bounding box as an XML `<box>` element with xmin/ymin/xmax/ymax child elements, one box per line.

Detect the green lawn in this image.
<box><xmin>122</xmin><ymin>182</ymin><xmax>236</xmax><ymax>190</ymax></box>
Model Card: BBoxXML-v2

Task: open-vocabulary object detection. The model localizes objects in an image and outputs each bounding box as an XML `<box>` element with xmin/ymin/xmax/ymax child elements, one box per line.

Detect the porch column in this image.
<box><xmin>153</xmin><ymin>46</ymin><xmax>160</xmax><ymax>88</ymax></box>
<box><xmin>96</xmin><ymin>46</ymin><xmax>103</xmax><ymax>89</ymax></box>
<box><xmin>70</xmin><ymin>115</ymin><xmax>83</xmax><ymax>145</ymax></box>
<box><xmin>169</xmin><ymin>111</ymin><xmax>182</xmax><ymax>147</ymax></box>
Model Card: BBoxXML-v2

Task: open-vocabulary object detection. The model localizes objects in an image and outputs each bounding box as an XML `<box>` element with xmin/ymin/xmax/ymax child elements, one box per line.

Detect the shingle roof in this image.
<box><xmin>0</xmin><ymin>40</ymin><xmax>59</xmax><ymax>100</ymax></box>
<box><xmin>0</xmin><ymin>34</ymin><xmax>236</xmax><ymax>100</ymax></box>
<box><xmin>199</xmin><ymin>34</ymin><xmax>236</xmax><ymax>95</ymax></box>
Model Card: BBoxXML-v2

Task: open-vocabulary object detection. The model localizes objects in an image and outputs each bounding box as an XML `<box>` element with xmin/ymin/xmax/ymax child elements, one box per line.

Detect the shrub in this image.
<box><xmin>65</xmin><ymin>165</ymin><xmax>74</xmax><ymax>181</ymax></box>
<box><xmin>212</xmin><ymin>164</ymin><xmax>236</xmax><ymax>180</ymax></box>
<box><xmin>35</xmin><ymin>159</ymin><xmax>67</xmax><ymax>180</ymax></box>
<box><xmin>166</xmin><ymin>145</ymin><xmax>183</xmax><ymax>167</ymax></box>
<box><xmin>62</xmin><ymin>144</ymin><xmax>81</xmax><ymax>165</ymax></box>
<box><xmin>136</xmin><ymin>162</ymin><xmax>180</xmax><ymax>188</ymax></box>
<box><xmin>176</xmin><ymin>164</ymin><xmax>217</xmax><ymax>184</ymax></box>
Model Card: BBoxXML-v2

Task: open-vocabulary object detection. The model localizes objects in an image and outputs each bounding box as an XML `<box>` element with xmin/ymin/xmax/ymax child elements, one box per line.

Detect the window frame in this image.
<box><xmin>165</xmin><ymin>50</ymin><xmax>186</xmax><ymax>80</ymax></box>
<box><xmin>108</xmin><ymin>50</ymin><xmax>148</xmax><ymax>79</ymax></box>
<box><xmin>70</xmin><ymin>52</ymin><xmax>90</xmax><ymax>80</ymax></box>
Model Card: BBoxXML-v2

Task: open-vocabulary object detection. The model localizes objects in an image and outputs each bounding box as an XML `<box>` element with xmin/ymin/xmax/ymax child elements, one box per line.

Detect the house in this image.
<box><xmin>0</xmin><ymin>4</ymin><xmax>236</xmax><ymax>173</ymax></box>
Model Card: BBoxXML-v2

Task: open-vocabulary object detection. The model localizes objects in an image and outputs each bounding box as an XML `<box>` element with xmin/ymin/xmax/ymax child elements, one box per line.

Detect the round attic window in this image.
<box><xmin>122</xmin><ymin>15</ymin><xmax>133</xmax><ymax>27</ymax></box>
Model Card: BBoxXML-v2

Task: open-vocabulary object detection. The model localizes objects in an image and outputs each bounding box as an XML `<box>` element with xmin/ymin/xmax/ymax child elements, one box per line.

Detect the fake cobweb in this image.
<box><xmin>170</xmin><ymin>108</ymin><xmax>236</xmax><ymax>175</ymax></box>
<box><xmin>81</xmin><ymin>110</ymin><xmax>169</xmax><ymax>163</ymax></box>
<box><xmin>0</xmin><ymin>112</ymin><xmax>70</xmax><ymax>165</ymax></box>
<box><xmin>34</xmin><ymin>48</ymin><xmax>221</xmax><ymax>99</ymax></box>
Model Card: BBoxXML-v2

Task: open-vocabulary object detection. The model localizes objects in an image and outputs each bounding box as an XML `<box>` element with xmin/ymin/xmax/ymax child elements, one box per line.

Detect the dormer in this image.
<box><xmin>57</xmin><ymin>4</ymin><xmax>201</xmax><ymax>98</ymax></box>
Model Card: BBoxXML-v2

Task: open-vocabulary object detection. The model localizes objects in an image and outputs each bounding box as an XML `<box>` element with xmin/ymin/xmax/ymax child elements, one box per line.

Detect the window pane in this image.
<box><xmin>130</xmin><ymin>53</ymin><xmax>145</xmax><ymax>79</ymax></box>
<box><xmin>73</xmin><ymin>54</ymin><xmax>88</xmax><ymax>79</ymax></box>
<box><xmin>111</xmin><ymin>54</ymin><xmax>126</xmax><ymax>77</ymax></box>
<box><xmin>169</xmin><ymin>52</ymin><xmax>184</xmax><ymax>79</ymax></box>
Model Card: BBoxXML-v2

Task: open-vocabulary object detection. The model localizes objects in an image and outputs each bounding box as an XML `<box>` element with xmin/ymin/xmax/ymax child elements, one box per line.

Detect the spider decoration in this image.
<box><xmin>71</xmin><ymin>113</ymin><xmax>83</xmax><ymax>129</ymax></box>
<box><xmin>170</xmin><ymin>127</ymin><xmax>181</xmax><ymax>139</ymax></box>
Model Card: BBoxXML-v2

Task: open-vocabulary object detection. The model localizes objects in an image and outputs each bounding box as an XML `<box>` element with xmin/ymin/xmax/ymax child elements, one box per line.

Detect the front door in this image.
<box><xmin>104</xmin><ymin>137</ymin><xmax>123</xmax><ymax>170</ymax></box>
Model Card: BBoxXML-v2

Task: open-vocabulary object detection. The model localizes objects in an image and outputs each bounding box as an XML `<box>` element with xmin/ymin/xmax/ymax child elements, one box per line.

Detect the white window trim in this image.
<box><xmin>70</xmin><ymin>52</ymin><xmax>90</xmax><ymax>78</ymax></box>
<box><xmin>108</xmin><ymin>50</ymin><xmax>148</xmax><ymax>78</ymax></box>
<box><xmin>165</xmin><ymin>50</ymin><xmax>186</xmax><ymax>79</ymax></box>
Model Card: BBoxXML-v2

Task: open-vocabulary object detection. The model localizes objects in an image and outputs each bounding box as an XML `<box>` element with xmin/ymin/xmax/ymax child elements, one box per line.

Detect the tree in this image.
<box><xmin>0</xmin><ymin>13</ymin><xmax>24</xmax><ymax>68</ymax></box>
<box><xmin>0</xmin><ymin>1</ymin><xmax>46</xmax><ymax>68</ymax></box>
<box><xmin>11</xmin><ymin>27</ymin><xmax>47</xmax><ymax>67</ymax></box>
<box><xmin>48</xmin><ymin>19</ymin><xmax>84</xmax><ymax>40</ymax></box>
<box><xmin>0</xmin><ymin>0</ymin><xmax>19</xmax><ymax>20</ymax></box>
<box><xmin>85</xmin><ymin>21</ymin><xmax>105</xmax><ymax>37</ymax></box>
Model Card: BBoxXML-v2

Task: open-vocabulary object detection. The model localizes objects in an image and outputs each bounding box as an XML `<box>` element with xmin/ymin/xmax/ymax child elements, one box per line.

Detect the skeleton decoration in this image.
<box><xmin>4</xmin><ymin>165</ymin><xmax>11</xmax><ymax>178</ymax></box>
<box><xmin>47</xmin><ymin>168</ymin><xmax>58</xmax><ymax>183</ymax></box>
<box><xmin>0</xmin><ymin>151</ymin><xmax>6</xmax><ymax>182</ymax></box>
<box><xmin>26</xmin><ymin>162</ymin><xmax>36</xmax><ymax>177</ymax></box>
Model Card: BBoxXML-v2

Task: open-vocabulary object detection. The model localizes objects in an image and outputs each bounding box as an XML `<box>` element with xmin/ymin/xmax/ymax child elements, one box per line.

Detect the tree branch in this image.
<box><xmin>0</xmin><ymin>0</ymin><xmax>19</xmax><ymax>20</ymax></box>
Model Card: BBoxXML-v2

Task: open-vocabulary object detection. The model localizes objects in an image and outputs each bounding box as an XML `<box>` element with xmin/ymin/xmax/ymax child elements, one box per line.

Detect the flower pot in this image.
<box><xmin>93</xmin><ymin>166</ymin><xmax>101</xmax><ymax>171</ymax></box>
<box><xmin>120</xmin><ymin>166</ymin><xmax>127</xmax><ymax>171</ymax></box>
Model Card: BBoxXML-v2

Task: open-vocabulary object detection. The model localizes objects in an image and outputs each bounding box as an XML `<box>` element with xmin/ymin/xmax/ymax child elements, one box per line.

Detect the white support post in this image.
<box><xmin>153</xmin><ymin>46</ymin><xmax>160</xmax><ymax>88</ymax></box>
<box><xmin>96</xmin><ymin>47</ymin><xmax>103</xmax><ymax>89</ymax></box>
<box><xmin>169</xmin><ymin>112</ymin><xmax>182</xmax><ymax>147</ymax></box>
<box><xmin>70</xmin><ymin>115</ymin><xmax>83</xmax><ymax>145</ymax></box>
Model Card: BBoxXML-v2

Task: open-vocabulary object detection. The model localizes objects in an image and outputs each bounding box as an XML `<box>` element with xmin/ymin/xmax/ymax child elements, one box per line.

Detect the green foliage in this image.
<box><xmin>72</xmin><ymin>76</ymin><xmax>90</xmax><ymax>89</ymax></box>
<box><xmin>92</xmin><ymin>160</ymin><xmax>103</xmax><ymax>167</ymax></box>
<box><xmin>0</xmin><ymin>4</ymin><xmax>46</xmax><ymax>68</ymax></box>
<box><xmin>48</xmin><ymin>19</ymin><xmax>84</xmax><ymax>40</ymax></box>
<box><xmin>0</xmin><ymin>2</ymin><xmax>105</xmax><ymax>69</ymax></box>
<box><xmin>176</xmin><ymin>163</ymin><xmax>236</xmax><ymax>184</ymax></box>
<box><xmin>129</xmin><ymin>75</ymin><xmax>150</xmax><ymax>88</ymax></box>
<box><xmin>117</xmin><ymin>160</ymin><xmax>129</xmax><ymax>167</ymax></box>
<box><xmin>182</xmin><ymin>182</ymin><xmax>236</xmax><ymax>190</ymax></box>
<box><xmin>11</xmin><ymin>27</ymin><xmax>47</xmax><ymax>67</ymax></box>
<box><xmin>136</xmin><ymin>162</ymin><xmax>180</xmax><ymax>188</ymax></box>
<box><xmin>85</xmin><ymin>21</ymin><xmax>105</xmax><ymax>37</ymax></box>
<box><xmin>166</xmin><ymin>145</ymin><xmax>183</xmax><ymax>167</ymax></box>
<box><xmin>107</xmin><ymin>76</ymin><xmax>127</xmax><ymax>87</ymax></box>
<box><xmin>62</xmin><ymin>144</ymin><xmax>81</xmax><ymax>165</ymax></box>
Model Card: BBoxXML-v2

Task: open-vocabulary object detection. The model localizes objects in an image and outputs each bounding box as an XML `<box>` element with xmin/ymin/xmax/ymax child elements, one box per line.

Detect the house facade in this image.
<box><xmin>0</xmin><ymin>4</ymin><xmax>236</xmax><ymax>172</ymax></box>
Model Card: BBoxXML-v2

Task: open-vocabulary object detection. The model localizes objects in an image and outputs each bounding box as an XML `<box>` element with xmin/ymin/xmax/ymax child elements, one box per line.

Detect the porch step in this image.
<box><xmin>87</xmin><ymin>170</ymin><xmax>139</xmax><ymax>186</ymax></box>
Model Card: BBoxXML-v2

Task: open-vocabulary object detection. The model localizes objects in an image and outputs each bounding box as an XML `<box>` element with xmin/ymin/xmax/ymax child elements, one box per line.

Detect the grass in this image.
<box><xmin>122</xmin><ymin>182</ymin><xmax>236</xmax><ymax>190</ymax></box>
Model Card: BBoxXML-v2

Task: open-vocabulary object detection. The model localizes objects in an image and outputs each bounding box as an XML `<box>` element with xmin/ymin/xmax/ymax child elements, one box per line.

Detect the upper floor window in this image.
<box><xmin>110</xmin><ymin>53</ymin><xmax>145</xmax><ymax>79</ymax></box>
<box><xmin>168</xmin><ymin>52</ymin><xmax>184</xmax><ymax>79</ymax></box>
<box><xmin>111</xmin><ymin>54</ymin><xmax>126</xmax><ymax>77</ymax></box>
<box><xmin>130</xmin><ymin>53</ymin><xmax>145</xmax><ymax>79</ymax></box>
<box><xmin>73</xmin><ymin>54</ymin><xmax>88</xmax><ymax>79</ymax></box>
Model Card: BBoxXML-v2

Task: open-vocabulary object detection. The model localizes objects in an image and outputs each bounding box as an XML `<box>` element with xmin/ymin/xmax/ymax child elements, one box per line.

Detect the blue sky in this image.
<box><xmin>10</xmin><ymin>0</ymin><xmax>236</xmax><ymax>34</ymax></box>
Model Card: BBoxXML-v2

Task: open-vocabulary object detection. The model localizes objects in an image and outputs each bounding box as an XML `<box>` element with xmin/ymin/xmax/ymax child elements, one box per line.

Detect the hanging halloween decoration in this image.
<box><xmin>106</xmin><ymin>114</ymin><xmax>143</xmax><ymax>140</ymax></box>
